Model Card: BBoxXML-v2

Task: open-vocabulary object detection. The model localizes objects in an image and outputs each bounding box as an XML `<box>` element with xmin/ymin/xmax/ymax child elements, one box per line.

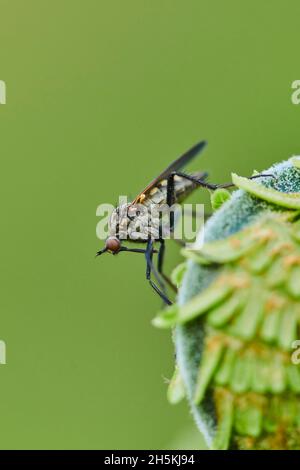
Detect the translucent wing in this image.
<box><xmin>131</xmin><ymin>140</ymin><xmax>207</xmax><ymax>204</ymax></box>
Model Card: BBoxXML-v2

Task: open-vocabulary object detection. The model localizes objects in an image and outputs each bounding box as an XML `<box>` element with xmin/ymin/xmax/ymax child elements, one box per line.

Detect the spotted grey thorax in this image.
<box><xmin>109</xmin><ymin>173</ymin><xmax>204</xmax><ymax>241</ymax></box>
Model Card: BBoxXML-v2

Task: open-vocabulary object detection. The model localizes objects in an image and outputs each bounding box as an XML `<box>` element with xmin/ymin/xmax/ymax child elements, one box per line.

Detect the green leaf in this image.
<box><xmin>171</xmin><ymin>262</ymin><xmax>187</xmax><ymax>288</ymax></box>
<box><xmin>230</xmin><ymin>353</ymin><xmax>253</xmax><ymax>394</ymax></box>
<box><xmin>268</xmin><ymin>355</ymin><xmax>287</xmax><ymax>394</ymax></box>
<box><xmin>287</xmin><ymin>365</ymin><xmax>300</xmax><ymax>393</ymax></box>
<box><xmin>263</xmin><ymin>398</ymin><xmax>279</xmax><ymax>434</ymax></box>
<box><xmin>277</xmin><ymin>308</ymin><xmax>298</xmax><ymax>351</ymax></box>
<box><xmin>229</xmin><ymin>285</ymin><xmax>264</xmax><ymax>341</ymax></box>
<box><xmin>207</xmin><ymin>290</ymin><xmax>247</xmax><ymax>328</ymax></box>
<box><xmin>213</xmin><ymin>389</ymin><xmax>234</xmax><ymax>450</ymax></box>
<box><xmin>186</xmin><ymin>235</ymin><xmax>256</xmax><ymax>264</ymax></box>
<box><xmin>234</xmin><ymin>403</ymin><xmax>263</xmax><ymax>438</ymax></box>
<box><xmin>247</xmin><ymin>241</ymin><xmax>277</xmax><ymax>274</ymax></box>
<box><xmin>179</xmin><ymin>283</ymin><xmax>233</xmax><ymax>325</ymax></box>
<box><xmin>251</xmin><ymin>356</ymin><xmax>270</xmax><ymax>394</ymax></box>
<box><xmin>286</xmin><ymin>265</ymin><xmax>300</xmax><ymax>299</ymax></box>
<box><xmin>167</xmin><ymin>367</ymin><xmax>186</xmax><ymax>404</ymax></box>
<box><xmin>153</xmin><ymin>279</ymin><xmax>233</xmax><ymax>328</ymax></box>
<box><xmin>291</xmin><ymin>220</ymin><xmax>300</xmax><ymax>242</ymax></box>
<box><xmin>260</xmin><ymin>308</ymin><xmax>282</xmax><ymax>344</ymax></box>
<box><xmin>211</xmin><ymin>188</ymin><xmax>231</xmax><ymax>211</ymax></box>
<box><xmin>194</xmin><ymin>338</ymin><xmax>225</xmax><ymax>405</ymax></box>
<box><xmin>296</xmin><ymin>403</ymin><xmax>300</xmax><ymax>428</ymax></box>
<box><xmin>266</xmin><ymin>258</ymin><xmax>286</xmax><ymax>288</ymax></box>
<box><xmin>232</xmin><ymin>173</ymin><xmax>300</xmax><ymax>209</ymax></box>
<box><xmin>180</xmin><ymin>248</ymin><xmax>211</xmax><ymax>265</ymax></box>
<box><xmin>214</xmin><ymin>347</ymin><xmax>237</xmax><ymax>386</ymax></box>
<box><xmin>152</xmin><ymin>304</ymin><xmax>179</xmax><ymax>329</ymax></box>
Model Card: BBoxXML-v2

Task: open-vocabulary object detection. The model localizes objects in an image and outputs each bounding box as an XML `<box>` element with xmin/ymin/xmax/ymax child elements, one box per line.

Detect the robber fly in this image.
<box><xmin>96</xmin><ymin>140</ymin><xmax>272</xmax><ymax>305</ymax></box>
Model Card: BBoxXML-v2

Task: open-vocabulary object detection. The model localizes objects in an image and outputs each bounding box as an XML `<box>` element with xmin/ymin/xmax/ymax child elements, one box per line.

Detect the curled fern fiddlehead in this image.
<box><xmin>154</xmin><ymin>158</ymin><xmax>300</xmax><ymax>450</ymax></box>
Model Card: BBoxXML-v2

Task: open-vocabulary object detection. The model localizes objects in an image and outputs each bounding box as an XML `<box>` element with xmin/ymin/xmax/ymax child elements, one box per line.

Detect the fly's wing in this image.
<box><xmin>131</xmin><ymin>140</ymin><xmax>207</xmax><ymax>204</ymax></box>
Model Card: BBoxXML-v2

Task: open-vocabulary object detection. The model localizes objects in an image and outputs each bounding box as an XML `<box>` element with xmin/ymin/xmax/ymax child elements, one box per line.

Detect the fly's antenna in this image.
<box><xmin>95</xmin><ymin>247</ymin><xmax>108</xmax><ymax>257</ymax></box>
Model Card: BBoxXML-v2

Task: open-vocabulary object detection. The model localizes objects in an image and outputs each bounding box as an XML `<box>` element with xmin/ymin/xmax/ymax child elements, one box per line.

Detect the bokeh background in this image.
<box><xmin>0</xmin><ymin>0</ymin><xmax>300</xmax><ymax>449</ymax></box>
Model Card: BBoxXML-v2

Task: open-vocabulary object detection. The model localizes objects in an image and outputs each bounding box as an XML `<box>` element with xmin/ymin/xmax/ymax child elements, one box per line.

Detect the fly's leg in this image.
<box><xmin>216</xmin><ymin>173</ymin><xmax>275</xmax><ymax>188</ymax></box>
<box><xmin>145</xmin><ymin>239</ymin><xmax>165</xmax><ymax>291</ymax></box>
<box><xmin>173</xmin><ymin>171</ymin><xmax>275</xmax><ymax>190</ymax></box>
<box><xmin>166</xmin><ymin>172</ymin><xmax>211</xmax><ymax>248</ymax></box>
<box><xmin>166</xmin><ymin>174</ymin><xmax>176</xmax><ymax>233</ymax></box>
<box><xmin>174</xmin><ymin>171</ymin><xmax>218</xmax><ymax>189</ymax></box>
<box><xmin>145</xmin><ymin>239</ymin><xmax>172</xmax><ymax>305</ymax></box>
<box><xmin>157</xmin><ymin>239</ymin><xmax>177</xmax><ymax>293</ymax></box>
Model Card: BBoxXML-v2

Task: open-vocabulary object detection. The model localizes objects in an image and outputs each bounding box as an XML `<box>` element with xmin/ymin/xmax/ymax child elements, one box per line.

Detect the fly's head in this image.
<box><xmin>96</xmin><ymin>202</ymin><xmax>152</xmax><ymax>258</ymax></box>
<box><xmin>95</xmin><ymin>204</ymin><xmax>127</xmax><ymax>257</ymax></box>
<box><xmin>95</xmin><ymin>234</ymin><xmax>121</xmax><ymax>257</ymax></box>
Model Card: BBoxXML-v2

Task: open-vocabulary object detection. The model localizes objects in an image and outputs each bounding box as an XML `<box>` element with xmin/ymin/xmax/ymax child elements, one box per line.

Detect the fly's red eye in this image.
<box><xmin>105</xmin><ymin>237</ymin><xmax>121</xmax><ymax>253</ymax></box>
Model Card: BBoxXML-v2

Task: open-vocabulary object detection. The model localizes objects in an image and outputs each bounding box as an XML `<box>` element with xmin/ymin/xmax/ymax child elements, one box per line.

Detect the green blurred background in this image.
<box><xmin>0</xmin><ymin>0</ymin><xmax>300</xmax><ymax>449</ymax></box>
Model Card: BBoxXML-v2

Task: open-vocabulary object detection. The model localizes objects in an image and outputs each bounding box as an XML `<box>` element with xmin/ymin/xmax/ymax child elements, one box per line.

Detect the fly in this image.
<box><xmin>96</xmin><ymin>140</ymin><xmax>273</xmax><ymax>305</ymax></box>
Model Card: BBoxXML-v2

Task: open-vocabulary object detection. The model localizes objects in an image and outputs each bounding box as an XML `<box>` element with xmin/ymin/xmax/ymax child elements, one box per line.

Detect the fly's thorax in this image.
<box><xmin>108</xmin><ymin>203</ymin><xmax>160</xmax><ymax>241</ymax></box>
